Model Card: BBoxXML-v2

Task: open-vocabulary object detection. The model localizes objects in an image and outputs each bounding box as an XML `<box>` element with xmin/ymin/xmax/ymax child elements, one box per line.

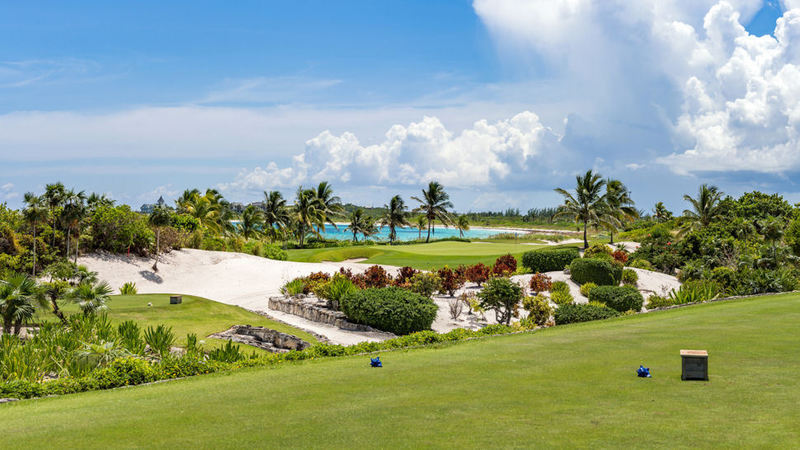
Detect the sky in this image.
<box><xmin>1</xmin><ymin>0</ymin><xmax>799</xmax><ymax>214</ymax></box>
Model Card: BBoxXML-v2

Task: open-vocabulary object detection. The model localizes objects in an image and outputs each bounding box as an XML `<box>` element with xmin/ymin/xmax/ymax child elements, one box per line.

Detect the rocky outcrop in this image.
<box><xmin>212</xmin><ymin>325</ymin><xmax>310</xmax><ymax>353</ymax></box>
<box><xmin>268</xmin><ymin>296</ymin><xmax>375</xmax><ymax>332</ymax></box>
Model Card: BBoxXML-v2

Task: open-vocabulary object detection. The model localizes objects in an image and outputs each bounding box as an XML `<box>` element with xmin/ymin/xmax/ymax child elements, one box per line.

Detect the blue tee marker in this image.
<box><xmin>370</xmin><ymin>357</ymin><xmax>382</xmax><ymax>368</ymax></box>
<box><xmin>637</xmin><ymin>365</ymin><xmax>651</xmax><ymax>378</ymax></box>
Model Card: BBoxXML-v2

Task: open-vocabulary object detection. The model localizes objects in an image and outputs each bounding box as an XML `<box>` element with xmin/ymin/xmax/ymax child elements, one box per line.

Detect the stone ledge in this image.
<box><xmin>268</xmin><ymin>296</ymin><xmax>377</xmax><ymax>332</ymax></box>
<box><xmin>211</xmin><ymin>325</ymin><xmax>310</xmax><ymax>353</ymax></box>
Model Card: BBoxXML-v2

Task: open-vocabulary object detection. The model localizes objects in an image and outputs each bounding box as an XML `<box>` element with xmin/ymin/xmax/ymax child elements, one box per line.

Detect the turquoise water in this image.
<box><xmin>316</xmin><ymin>225</ymin><xmax>504</xmax><ymax>242</ymax></box>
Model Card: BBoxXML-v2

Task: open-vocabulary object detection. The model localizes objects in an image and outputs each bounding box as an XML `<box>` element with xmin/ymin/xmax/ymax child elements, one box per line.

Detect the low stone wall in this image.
<box><xmin>212</xmin><ymin>325</ymin><xmax>310</xmax><ymax>353</ymax></box>
<box><xmin>268</xmin><ymin>296</ymin><xmax>374</xmax><ymax>332</ymax></box>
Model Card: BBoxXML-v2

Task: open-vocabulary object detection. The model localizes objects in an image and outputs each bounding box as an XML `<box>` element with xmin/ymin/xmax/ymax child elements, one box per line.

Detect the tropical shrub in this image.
<box><xmin>465</xmin><ymin>263</ymin><xmax>491</xmax><ymax>286</ymax></box>
<box><xmin>477</xmin><ymin>277</ymin><xmax>523</xmax><ymax>325</ymax></box>
<box><xmin>588</xmin><ymin>285</ymin><xmax>643</xmax><ymax>312</ymax></box>
<box><xmin>447</xmin><ymin>297</ymin><xmax>464</xmax><ymax>320</ymax></box>
<box><xmin>583</xmin><ymin>243</ymin><xmax>612</xmax><ymax>259</ymax></box>
<box><xmin>88</xmin><ymin>205</ymin><xmax>153</xmax><ymax>255</ymax></box>
<box><xmin>522</xmin><ymin>294</ymin><xmax>553</xmax><ymax>326</ymax></box>
<box><xmin>528</xmin><ymin>272</ymin><xmax>552</xmax><ymax>294</ymax></box>
<box><xmin>570</xmin><ymin>258</ymin><xmax>622</xmax><ymax>286</ymax></box>
<box><xmin>612</xmin><ymin>249</ymin><xmax>629</xmax><ymax>264</ymax></box>
<box><xmin>313</xmin><ymin>274</ymin><xmax>357</xmax><ymax>310</ymax></box>
<box><xmin>394</xmin><ymin>266</ymin><xmax>418</xmax><ymax>286</ymax></box>
<box><xmin>579</xmin><ymin>282</ymin><xmax>597</xmax><ymax>297</ymax></box>
<box><xmin>621</xmin><ymin>269</ymin><xmax>638</xmax><ymax>286</ymax></box>
<box><xmin>143</xmin><ymin>325</ymin><xmax>175</xmax><ymax>358</ymax></box>
<box><xmin>492</xmin><ymin>254</ymin><xmax>518</xmax><ymax>276</ymax></box>
<box><xmin>521</xmin><ymin>248</ymin><xmax>580</xmax><ymax>272</ymax></box>
<box><xmin>281</xmin><ymin>278</ymin><xmax>306</xmax><ymax>296</ymax></box>
<box><xmin>409</xmin><ymin>272</ymin><xmax>441</xmax><ymax>298</ymax></box>
<box><xmin>628</xmin><ymin>259</ymin><xmax>653</xmax><ymax>270</ymax></box>
<box><xmin>549</xmin><ymin>290</ymin><xmax>574</xmax><ymax>306</ymax></box>
<box><xmin>646</xmin><ymin>295</ymin><xmax>675</xmax><ymax>309</ymax></box>
<box><xmin>92</xmin><ymin>357</ymin><xmax>158</xmax><ymax>389</ymax></box>
<box><xmin>208</xmin><ymin>340</ymin><xmax>246</xmax><ymax>363</ymax></box>
<box><xmin>262</xmin><ymin>244</ymin><xmax>288</xmax><ymax>261</ymax></box>
<box><xmin>437</xmin><ymin>266</ymin><xmax>465</xmax><ymax>296</ymax></box>
<box><xmin>554</xmin><ymin>302</ymin><xmax>620</xmax><ymax>325</ymax></box>
<box><xmin>362</xmin><ymin>265</ymin><xmax>391</xmax><ymax>288</ymax></box>
<box><xmin>342</xmin><ymin>287</ymin><xmax>438</xmax><ymax>335</ymax></box>
<box><xmin>119</xmin><ymin>282</ymin><xmax>137</xmax><ymax>295</ymax></box>
<box><xmin>550</xmin><ymin>280</ymin><xmax>569</xmax><ymax>294</ymax></box>
<box><xmin>117</xmin><ymin>321</ymin><xmax>145</xmax><ymax>355</ymax></box>
<box><xmin>669</xmin><ymin>280</ymin><xmax>721</xmax><ymax>304</ymax></box>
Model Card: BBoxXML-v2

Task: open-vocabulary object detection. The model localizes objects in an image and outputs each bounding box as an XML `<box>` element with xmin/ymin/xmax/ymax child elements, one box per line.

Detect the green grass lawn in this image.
<box><xmin>5</xmin><ymin>293</ymin><xmax>799</xmax><ymax>447</ymax></box>
<box><xmin>286</xmin><ymin>241</ymin><xmax>583</xmax><ymax>270</ymax></box>
<box><xmin>41</xmin><ymin>294</ymin><xmax>318</xmax><ymax>350</ymax></box>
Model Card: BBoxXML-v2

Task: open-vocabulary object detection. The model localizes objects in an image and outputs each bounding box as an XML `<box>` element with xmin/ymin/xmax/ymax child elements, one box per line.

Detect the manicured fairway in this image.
<box><xmin>287</xmin><ymin>241</ymin><xmax>574</xmax><ymax>269</ymax></box>
<box><xmin>5</xmin><ymin>294</ymin><xmax>799</xmax><ymax>447</ymax></box>
<box><xmin>43</xmin><ymin>294</ymin><xmax>318</xmax><ymax>349</ymax></box>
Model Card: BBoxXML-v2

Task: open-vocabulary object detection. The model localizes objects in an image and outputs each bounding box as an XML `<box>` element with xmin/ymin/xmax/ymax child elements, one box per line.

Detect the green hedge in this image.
<box><xmin>521</xmin><ymin>248</ymin><xmax>580</xmax><ymax>273</ymax></box>
<box><xmin>342</xmin><ymin>287</ymin><xmax>438</xmax><ymax>335</ymax></box>
<box><xmin>554</xmin><ymin>303</ymin><xmax>620</xmax><ymax>325</ymax></box>
<box><xmin>569</xmin><ymin>258</ymin><xmax>622</xmax><ymax>286</ymax></box>
<box><xmin>588</xmin><ymin>285</ymin><xmax>644</xmax><ymax>312</ymax></box>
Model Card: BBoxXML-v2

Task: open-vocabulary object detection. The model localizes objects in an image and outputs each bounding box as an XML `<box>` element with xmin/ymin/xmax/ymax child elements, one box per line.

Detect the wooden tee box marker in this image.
<box><xmin>169</xmin><ymin>295</ymin><xmax>182</xmax><ymax>304</ymax></box>
<box><xmin>680</xmin><ymin>349</ymin><xmax>708</xmax><ymax>381</ymax></box>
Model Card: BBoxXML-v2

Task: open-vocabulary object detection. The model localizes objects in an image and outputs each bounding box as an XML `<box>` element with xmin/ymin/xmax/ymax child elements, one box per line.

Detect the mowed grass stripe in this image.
<box><xmin>4</xmin><ymin>293</ymin><xmax>799</xmax><ymax>447</ymax></box>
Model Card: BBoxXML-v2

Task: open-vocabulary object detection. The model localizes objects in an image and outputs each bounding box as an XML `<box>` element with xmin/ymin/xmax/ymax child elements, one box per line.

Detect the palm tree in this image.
<box><xmin>86</xmin><ymin>192</ymin><xmax>114</xmax><ymax>214</ymax></box>
<box><xmin>239</xmin><ymin>205</ymin><xmax>263</xmax><ymax>240</ymax></box>
<box><xmin>182</xmin><ymin>193</ymin><xmax>221</xmax><ymax>233</ymax></box>
<box><xmin>412</xmin><ymin>181</ymin><xmax>454</xmax><ymax>243</ymax></box>
<box><xmin>292</xmin><ymin>187</ymin><xmax>323</xmax><ymax>247</ymax></box>
<box><xmin>263</xmin><ymin>190</ymin><xmax>290</xmax><ymax>240</ymax></box>
<box><xmin>176</xmin><ymin>188</ymin><xmax>201</xmax><ymax>213</ymax></box>
<box><xmin>347</xmin><ymin>209</ymin><xmax>366</xmax><ymax>243</ymax></box>
<box><xmin>43</xmin><ymin>182</ymin><xmax>66</xmax><ymax>248</ymax></box>
<box><xmin>37</xmin><ymin>279</ymin><xmax>70</xmax><ymax>324</ymax></box>
<box><xmin>23</xmin><ymin>193</ymin><xmax>48</xmax><ymax>276</ymax></box>
<box><xmin>456</xmin><ymin>215</ymin><xmax>470</xmax><ymax>238</ymax></box>
<box><xmin>70</xmin><ymin>281</ymin><xmax>113</xmax><ymax>316</ymax></box>
<box><xmin>653</xmin><ymin>202</ymin><xmax>673</xmax><ymax>222</ymax></box>
<box><xmin>61</xmin><ymin>189</ymin><xmax>87</xmax><ymax>263</ymax></box>
<box><xmin>380</xmin><ymin>195</ymin><xmax>410</xmax><ymax>244</ymax></box>
<box><xmin>604</xmin><ymin>179</ymin><xmax>638</xmax><ymax>244</ymax></box>
<box><xmin>148</xmin><ymin>204</ymin><xmax>172</xmax><ymax>272</ymax></box>
<box><xmin>312</xmin><ymin>181</ymin><xmax>342</xmax><ymax>232</ymax></box>
<box><xmin>362</xmin><ymin>216</ymin><xmax>379</xmax><ymax>241</ymax></box>
<box><xmin>0</xmin><ymin>273</ymin><xmax>38</xmax><ymax>335</ymax></box>
<box><xmin>681</xmin><ymin>184</ymin><xmax>725</xmax><ymax>234</ymax></box>
<box><xmin>415</xmin><ymin>216</ymin><xmax>427</xmax><ymax>240</ymax></box>
<box><xmin>554</xmin><ymin>170</ymin><xmax>608</xmax><ymax>249</ymax></box>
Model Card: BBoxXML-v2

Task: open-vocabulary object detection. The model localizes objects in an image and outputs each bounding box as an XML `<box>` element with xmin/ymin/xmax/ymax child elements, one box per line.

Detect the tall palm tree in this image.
<box><xmin>312</xmin><ymin>181</ymin><xmax>342</xmax><ymax>232</ymax></box>
<box><xmin>182</xmin><ymin>194</ymin><xmax>221</xmax><ymax>233</ymax></box>
<box><xmin>23</xmin><ymin>193</ymin><xmax>48</xmax><ymax>276</ymax></box>
<box><xmin>239</xmin><ymin>205</ymin><xmax>263</xmax><ymax>240</ymax></box>
<box><xmin>263</xmin><ymin>190</ymin><xmax>290</xmax><ymax>240</ymax></box>
<box><xmin>554</xmin><ymin>170</ymin><xmax>608</xmax><ymax>249</ymax></box>
<box><xmin>603</xmin><ymin>179</ymin><xmax>638</xmax><ymax>244</ymax></box>
<box><xmin>415</xmin><ymin>216</ymin><xmax>427</xmax><ymax>240</ymax></box>
<box><xmin>86</xmin><ymin>192</ymin><xmax>114</xmax><ymax>214</ymax></box>
<box><xmin>456</xmin><ymin>215</ymin><xmax>470</xmax><ymax>238</ymax></box>
<box><xmin>653</xmin><ymin>202</ymin><xmax>672</xmax><ymax>222</ymax></box>
<box><xmin>70</xmin><ymin>281</ymin><xmax>113</xmax><ymax>316</ymax></box>
<box><xmin>148</xmin><ymin>204</ymin><xmax>172</xmax><ymax>272</ymax></box>
<box><xmin>176</xmin><ymin>188</ymin><xmax>201</xmax><ymax>213</ymax></box>
<box><xmin>380</xmin><ymin>195</ymin><xmax>410</xmax><ymax>244</ymax></box>
<box><xmin>412</xmin><ymin>181</ymin><xmax>454</xmax><ymax>243</ymax></box>
<box><xmin>0</xmin><ymin>273</ymin><xmax>38</xmax><ymax>335</ymax></box>
<box><xmin>347</xmin><ymin>208</ymin><xmax>366</xmax><ymax>243</ymax></box>
<box><xmin>43</xmin><ymin>182</ymin><xmax>66</xmax><ymax>248</ymax></box>
<box><xmin>681</xmin><ymin>184</ymin><xmax>725</xmax><ymax>234</ymax></box>
<box><xmin>61</xmin><ymin>189</ymin><xmax>87</xmax><ymax>263</ymax></box>
<box><xmin>362</xmin><ymin>216</ymin><xmax>379</xmax><ymax>241</ymax></box>
<box><xmin>292</xmin><ymin>187</ymin><xmax>323</xmax><ymax>247</ymax></box>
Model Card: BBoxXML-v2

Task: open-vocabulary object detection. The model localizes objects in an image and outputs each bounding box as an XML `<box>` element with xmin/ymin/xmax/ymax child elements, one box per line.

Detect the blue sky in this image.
<box><xmin>1</xmin><ymin>0</ymin><xmax>799</xmax><ymax>214</ymax></box>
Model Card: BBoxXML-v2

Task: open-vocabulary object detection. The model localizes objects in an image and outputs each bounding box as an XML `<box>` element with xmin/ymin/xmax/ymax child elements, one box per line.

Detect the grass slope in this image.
<box><xmin>287</xmin><ymin>241</ymin><xmax>575</xmax><ymax>270</ymax></box>
<box><xmin>5</xmin><ymin>294</ymin><xmax>799</xmax><ymax>447</ymax></box>
<box><xmin>44</xmin><ymin>294</ymin><xmax>318</xmax><ymax>349</ymax></box>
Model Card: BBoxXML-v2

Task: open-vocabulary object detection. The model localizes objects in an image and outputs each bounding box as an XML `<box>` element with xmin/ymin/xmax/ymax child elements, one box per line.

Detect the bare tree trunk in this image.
<box><xmin>152</xmin><ymin>228</ymin><xmax>161</xmax><ymax>272</ymax></box>
<box><xmin>13</xmin><ymin>319</ymin><xmax>22</xmax><ymax>336</ymax></box>
<box><xmin>2</xmin><ymin>317</ymin><xmax>11</xmax><ymax>335</ymax></box>
<box><xmin>609</xmin><ymin>230</ymin><xmax>614</xmax><ymax>245</ymax></box>
<box><xmin>32</xmin><ymin>225</ymin><xmax>37</xmax><ymax>276</ymax></box>
<box><xmin>426</xmin><ymin>218</ymin><xmax>432</xmax><ymax>243</ymax></box>
<box><xmin>65</xmin><ymin>226</ymin><xmax>71</xmax><ymax>259</ymax></box>
<box><xmin>583</xmin><ymin>221</ymin><xmax>588</xmax><ymax>249</ymax></box>
<box><xmin>74</xmin><ymin>229</ymin><xmax>79</xmax><ymax>264</ymax></box>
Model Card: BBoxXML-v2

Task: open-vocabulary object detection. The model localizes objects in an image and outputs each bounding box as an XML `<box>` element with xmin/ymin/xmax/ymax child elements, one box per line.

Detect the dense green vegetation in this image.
<box><xmin>3</xmin><ymin>294</ymin><xmax>799</xmax><ymax>447</ymax></box>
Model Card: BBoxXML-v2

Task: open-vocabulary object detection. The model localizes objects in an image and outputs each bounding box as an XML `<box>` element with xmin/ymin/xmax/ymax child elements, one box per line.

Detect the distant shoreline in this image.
<box><xmin>329</xmin><ymin>222</ymin><xmax>578</xmax><ymax>235</ymax></box>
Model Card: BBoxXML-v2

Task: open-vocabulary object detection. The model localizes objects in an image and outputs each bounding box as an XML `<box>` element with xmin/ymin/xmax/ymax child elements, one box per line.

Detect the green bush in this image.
<box><xmin>89</xmin><ymin>205</ymin><xmax>153</xmax><ymax>256</ymax></box>
<box><xmin>551</xmin><ymin>280</ymin><xmax>570</xmax><ymax>294</ymax></box>
<box><xmin>521</xmin><ymin>247</ymin><xmax>580</xmax><ymax>273</ymax></box>
<box><xmin>550</xmin><ymin>290</ymin><xmax>574</xmax><ymax>305</ymax></box>
<box><xmin>281</xmin><ymin>278</ymin><xmax>306</xmax><ymax>296</ymax></box>
<box><xmin>647</xmin><ymin>295</ymin><xmax>675</xmax><ymax>309</ymax></box>
<box><xmin>669</xmin><ymin>280</ymin><xmax>721</xmax><ymax>304</ymax></box>
<box><xmin>583</xmin><ymin>243</ymin><xmax>612</xmax><ymax>259</ymax></box>
<box><xmin>143</xmin><ymin>325</ymin><xmax>175</xmax><ymax>358</ymax></box>
<box><xmin>628</xmin><ymin>259</ymin><xmax>653</xmax><ymax>270</ymax></box>
<box><xmin>579</xmin><ymin>282</ymin><xmax>597</xmax><ymax>297</ymax></box>
<box><xmin>119</xmin><ymin>282</ymin><xmax>137</xmax><ymax>295</ymax></box>
<box><xmin>554</xmin><ymin>303</ymin><xmax>620</xmax><ymax>325</ymax></box>
<box><xmin>588</xmin><ymin>285</ymin><xmax>644</xmax><ymax>312</ymax></box>
<box><xmin>92</xmin><ymin>357</ymin><xmax>158</xmax><ymax>389</ymax></box>
<box><xmin>342</xmin><ymin>287</ymin><xmax>438</xmax><ymax>335</ymax></box>
<box><xmin>521</xmin><ymin>294</ymin><xmax>553</xmax><ymax>326</ymax></box>
<box><xmin>477</xmin><ymin>277</ymin><xmax>524</xmax><ymax>325</ymax></box>
<box><xmin>409</xmin><ymin>272</ymin><xmax>441</xmax><ymax>298</ymax></box>
<box><xmin>314</xmin><ymin>274</ymin><xmax>357</xmax><ymax>309</ymax></box>
<box><xmin>569</xmin><ymin>258</ymin><xmax>622</xmax><ymax>286</ymax></box>
<box><xmin>621</xmin><ymin>269</ymin><xmax>638</xmax><ymax>286</ymax></box>
<box><xmin>263</xmin><ymin>244</ymin><xmax>288</xmax><ymax>261</ymax></box>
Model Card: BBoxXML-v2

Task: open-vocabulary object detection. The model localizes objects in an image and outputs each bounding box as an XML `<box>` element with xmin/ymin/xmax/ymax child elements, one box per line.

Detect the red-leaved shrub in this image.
<box><xmin>394</xmin><ymin>266</ymin><xmax>418</xmax><ymax>287</ymax></box>
<box><xmin>437</xmin><ymin>266</ymin><xmax>465</xmax><ymax>297</ymax></box>
<box><xmin>528</xmin><ymin>272</ymin><xmax>553</xmax><ymax>294</ymax></box>
<box><xmin>362</xmin><ymin>265</ymin><xmax>392</xmax><ymax>288</ymax></box>
<box><xmin>465</xmin><ymin>263</ymin><xmax>491</xmax><ymax>286</ymax></box>
<box><xmin>493</xmin><ymin>254</ymin><xmax>517</xmax><ymax>276</ymax></box>
<box><xmin>612</xmin><ymin>250</ymin><xmax>629</xmax><ymax>264</ymax></box>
